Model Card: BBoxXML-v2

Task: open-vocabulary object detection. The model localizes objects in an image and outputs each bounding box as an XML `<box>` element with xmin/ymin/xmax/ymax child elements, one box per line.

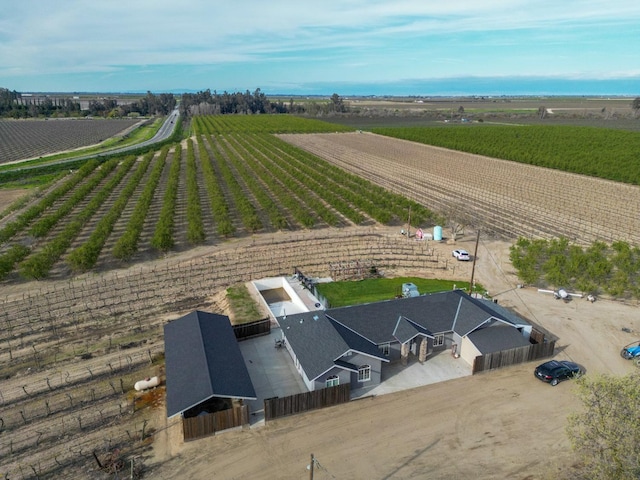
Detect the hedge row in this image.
<box><xmin>19</xmin><ymin>156</ymin><xmax>136</xmax><ymax>279</ymax></box>
<box><xmin>150</xmin><ymin>145</ymin><xmax>181</xmax><ymax>251</ymax></box>
<box><xmin>67</xmin><ymin>152</ymin><xmax>155</xmax><ymax>270</ymax></box>
<box><xmin>112</xmin><ymin>148</ymin><xmax>169</xmax><ymax>260</ymax></box>
<box><xmin>510</xmin><ymin>237</ymin><xmax>640</xmax><ymax>298</ymax></box>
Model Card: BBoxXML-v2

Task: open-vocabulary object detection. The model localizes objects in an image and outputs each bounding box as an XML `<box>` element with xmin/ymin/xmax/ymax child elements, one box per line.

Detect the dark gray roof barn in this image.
<box><xmin>164</xmin><ymin>310</ymin><xmax>256</xmax><ymax>418</ymax></box>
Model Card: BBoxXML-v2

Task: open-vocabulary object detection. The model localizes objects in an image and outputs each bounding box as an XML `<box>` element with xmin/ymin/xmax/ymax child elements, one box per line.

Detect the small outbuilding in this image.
<box><xmin>164</xmin><ymin>310</ymin><xmax>256</xmax><ymax>439</ymax></box>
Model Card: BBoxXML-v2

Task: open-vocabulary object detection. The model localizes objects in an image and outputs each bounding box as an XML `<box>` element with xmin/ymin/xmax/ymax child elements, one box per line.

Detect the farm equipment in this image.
<box><xmin>537</xmin><ymin>288</ymin><xmax>583</xmax><ymax>301</ymax></box>
<box><xmin>620</xmin><ymin>340</ymin><xmax>640</xmax><ymax>366</ymax></box>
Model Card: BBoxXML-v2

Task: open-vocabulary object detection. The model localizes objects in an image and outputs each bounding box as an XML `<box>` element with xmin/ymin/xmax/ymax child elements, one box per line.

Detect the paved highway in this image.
<box><xmin>94</xmin><ymin>108</ymin><xmax>180</xmax><ymax>157</ymax></box>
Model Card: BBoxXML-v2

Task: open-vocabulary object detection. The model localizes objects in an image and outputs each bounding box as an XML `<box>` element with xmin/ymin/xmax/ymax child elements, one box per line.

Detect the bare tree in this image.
<box><xmin>632</xmin><ymin>97</ymin><xmax>640</xmax><ymax>118</ymax></box>
<box><xmin>444</xmin><ymin>201</ymin><xmax>473</xmax><ymax>241</ymax></box>
<box><xmin>537</xmin><ymin>106</ymin><xmax>547</xmax><ymax>119</ymax></box>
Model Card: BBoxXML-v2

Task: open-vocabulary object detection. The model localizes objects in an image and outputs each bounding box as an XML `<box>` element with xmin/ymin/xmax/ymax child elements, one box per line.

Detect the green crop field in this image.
<box><xmin>371</xmin><ymin>125</ymin><xmax>640</xmax><ymax>185</ymax></box>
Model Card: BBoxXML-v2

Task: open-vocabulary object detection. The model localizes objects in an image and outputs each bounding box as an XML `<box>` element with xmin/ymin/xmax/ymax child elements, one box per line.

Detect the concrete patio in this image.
<box><xmin>351</xmin><ymin>350</ymin><xmax>473</xmax><ymax>398</ymax></box>
<box><xmin>238</xmin><ymin>326</ymin><xmax>473</xmax><ymax>425</ymax></box>
<box><xmin>238</xmin><ymin>326</ymin><xmax>307</xmax><ymax>426</ymax></box>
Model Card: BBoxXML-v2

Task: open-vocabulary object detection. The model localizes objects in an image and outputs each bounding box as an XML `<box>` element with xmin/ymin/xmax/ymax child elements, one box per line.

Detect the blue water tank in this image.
<box><xmin>433</xmin><ymin>225</ymin><xmax>443</xmax><ymax>241</ymax></box>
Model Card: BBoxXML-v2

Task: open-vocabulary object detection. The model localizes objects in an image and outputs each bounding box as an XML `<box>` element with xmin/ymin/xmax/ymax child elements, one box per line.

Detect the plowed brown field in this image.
<box><xmin>279</xmin><ymin>132</ymin><xmax>640</xmax><ymax>246</ymax></box>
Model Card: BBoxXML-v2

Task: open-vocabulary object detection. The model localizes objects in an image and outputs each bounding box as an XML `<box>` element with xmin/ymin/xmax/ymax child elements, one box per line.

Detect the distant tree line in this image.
<box><xmin>1</xmin><ymin>85</ymin><xmax>351</xmax><ymax>119</ymax></box>
<box><xmin>180</xmin><ymin>88</ymin><xmax>284</xmax><ymax>116</ymax></box>
<box><xmin>179</xmin><ymin>89</ymin><xmax>348</xmax><ymax>117</ymax></box>
<box><xmin>0</xmin><ymin>87</ymin><xmax>176</xmax><ymax>119</ymax></box>
<box><xmin>87</xmin><ymin>91</ymin><xmax>176</xmax><ymax>117</ymax></box>
<box><xmin>0</xmin><ymin>88</ymin><xmax>82</xmax><ymax>118</ymax></box>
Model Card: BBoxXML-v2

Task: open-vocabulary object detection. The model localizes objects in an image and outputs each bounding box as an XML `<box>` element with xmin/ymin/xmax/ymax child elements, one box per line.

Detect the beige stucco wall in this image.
<box><xmin>460</xmin><ymin>335</ymin><xmax>481</xmax><ymax>365</ymax></box>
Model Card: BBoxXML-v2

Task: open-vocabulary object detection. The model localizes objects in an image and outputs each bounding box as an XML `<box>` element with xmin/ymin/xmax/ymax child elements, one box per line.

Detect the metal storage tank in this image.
<box><xmin>433</xmin><ymin>225</ymin><xmax>443</xmax><ymax>241</ymax></box>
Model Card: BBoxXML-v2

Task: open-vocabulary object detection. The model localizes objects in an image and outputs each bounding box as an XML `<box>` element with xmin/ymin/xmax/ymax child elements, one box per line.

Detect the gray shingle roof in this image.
<box><xmin>329</xmin><ymin>290</ymin><xmax>529</xmax><ymax>341</ymax></box>
<box><xmin>477</xmin><ymin>299</ymin><xmax>531</xmax><ymax>327</ymax></box>
<box><xmin>330</xmin><ymin>319</ymin><xmax>388</xmax><ymax>359</ymax></box>
<box><xmin>393</xmin><ymin>316</ymin><xmax>433</xmax><ymax>343</ymax></box>
<box><xmin>467</xmin><ymin>323</ymin><xmax>531</xmax><ymax>353</ymax></box>
<box><xmin>279</xmin><ymin>311</ymin><xmax>387</xmax><ymax>381</ymax></box>
<box><xmin>279</xmin><ymin>312</ymin><xmax>350</xmax><ymax>381</ymax></box>
<box><xmin>334</xmin><ymin>359</ymin><xmax>359</xmax><ymax>371</ymax></box>
<box><xmin>164</xmin><ymin>310</ymin><xmax>256</xmax><ymax>418</ymax></box>
<box><xmin>279</xmin><ymin>290</ymin><xmax>531</xmax><ymax>382</ymax></box>
<box><xmin>328</xmin><ymin>290</ymin><xmax>474</xmax><ymax>341</ymax></box>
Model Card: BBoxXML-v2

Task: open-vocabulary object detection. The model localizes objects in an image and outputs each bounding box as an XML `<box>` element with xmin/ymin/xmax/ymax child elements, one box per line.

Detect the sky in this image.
<box><xmin>1</xmin><ymin>0</ymin><xmax>639</xmax><ymax>96</ymax></box>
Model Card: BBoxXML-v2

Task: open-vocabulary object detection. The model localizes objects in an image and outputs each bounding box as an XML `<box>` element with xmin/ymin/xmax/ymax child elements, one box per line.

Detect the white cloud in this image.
<box><xmin>1</xmin><ymin>0</ymin><xmax>639</xmax><ymax>89</ymax></box>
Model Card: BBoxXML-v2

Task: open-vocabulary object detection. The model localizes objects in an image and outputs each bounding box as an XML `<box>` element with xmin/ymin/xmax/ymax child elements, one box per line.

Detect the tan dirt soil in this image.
<box><xmin>0</xmin><ymin>188</ymin><xmax>30</xmax><ymax>211</ymax></box>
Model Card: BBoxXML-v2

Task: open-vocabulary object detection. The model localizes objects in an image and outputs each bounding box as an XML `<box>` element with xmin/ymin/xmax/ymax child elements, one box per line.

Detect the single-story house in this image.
<box><xmin>277</xmin><ymin>289</ymin><xmax>532</xmax><ymax>391</ymax></box>
<box><xmin>164</xmin><ymin>310</ymin><xmax>257</xmax><ymax>419</ymax></box>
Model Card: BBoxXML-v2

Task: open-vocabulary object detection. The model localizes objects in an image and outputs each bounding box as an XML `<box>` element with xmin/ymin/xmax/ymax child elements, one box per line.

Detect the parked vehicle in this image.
<box><xmin>534</xmin><ymin>360</ymin><xmax>583</xmax><ymax>386</ymax></box>
<box><xmin>620</xmin><ymin>340</ymin><xmax>640</xmax><ymax>365</ymax></box>
<box><xmin>452</xmin><ymin>249</ymin><xmax>470</xmax><ymax>261</ymax></box>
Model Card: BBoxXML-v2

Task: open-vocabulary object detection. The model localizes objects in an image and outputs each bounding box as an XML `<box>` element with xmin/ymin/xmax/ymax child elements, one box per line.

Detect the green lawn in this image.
<box><xmin>315</xmin><ymin>277</ymin><xmax>481</xmax><ymax>308</ymax></box>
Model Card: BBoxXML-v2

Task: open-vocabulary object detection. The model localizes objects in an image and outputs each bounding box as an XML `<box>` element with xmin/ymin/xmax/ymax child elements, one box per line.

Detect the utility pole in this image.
<box><xmin>309</xmin><ymin>453</ymin><xmax>315</xmax><ymax>480</ymax></box>
<box><xmin>469</xmin><ymin>230</ymin><xmax>480</xmax><ymax>295</ymax></box>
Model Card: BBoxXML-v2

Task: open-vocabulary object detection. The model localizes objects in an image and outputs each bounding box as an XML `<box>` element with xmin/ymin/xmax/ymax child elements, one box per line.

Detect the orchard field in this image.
<box><xmin>0</xmin><ymin>118</ymin><xmax>140</xmax><ymax>164</ymax></box>
<box><xmin>0</xmin><ymin>115</ymin><xmax>439</xmax><ymax>282</ymax></box>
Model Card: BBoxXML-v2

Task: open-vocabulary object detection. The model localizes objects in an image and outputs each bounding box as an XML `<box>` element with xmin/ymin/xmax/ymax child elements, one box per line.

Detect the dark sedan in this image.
<box><xmin>534</xmin><ymin>360</ymin><xmax>583</xmax><ymax>386</ymax></box>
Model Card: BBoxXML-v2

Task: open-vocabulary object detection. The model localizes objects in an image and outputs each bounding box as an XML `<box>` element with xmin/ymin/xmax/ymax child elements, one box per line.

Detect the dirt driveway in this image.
<box><xmin>149</xmin><ymin>234</ymin><xmax>640</xmax><ymax>480</ymax></box>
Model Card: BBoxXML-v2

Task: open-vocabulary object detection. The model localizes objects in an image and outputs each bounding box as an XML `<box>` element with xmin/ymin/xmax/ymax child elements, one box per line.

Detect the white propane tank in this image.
<box><xmin>134</xmin><ymin>376</ymin><xmax>159</xmax><ymax>391</ymax></box>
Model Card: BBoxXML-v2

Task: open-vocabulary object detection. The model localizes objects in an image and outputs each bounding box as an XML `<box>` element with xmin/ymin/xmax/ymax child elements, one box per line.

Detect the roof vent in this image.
<box><xmin>313</xmin><ymin>315</ymin><xmax>319</xmax><ymax>321</ymax></box>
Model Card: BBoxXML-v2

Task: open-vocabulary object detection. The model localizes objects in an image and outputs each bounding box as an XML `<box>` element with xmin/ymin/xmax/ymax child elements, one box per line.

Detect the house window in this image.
<box><xmin>326</xmin><ymin>375</ymin><xmax>339</xmax><ymax>387</ymax></box>
<box><xmin>433</xmin><ymin>334</ymin><xmax>445</xmax><ymax>347</ymax></box>
<box><xmin>358</xmin><ymin>365</ymin><xmax>371</xmax><ymax>382</ymax></box>
<box><xmin>379</xmin><ymin>343</ymin><xmax>390</xmax><ymax>356</ymax></box>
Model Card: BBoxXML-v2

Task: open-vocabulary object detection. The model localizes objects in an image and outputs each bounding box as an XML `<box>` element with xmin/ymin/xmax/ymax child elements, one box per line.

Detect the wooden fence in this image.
<box><xmin>182</xmin><ymin>405</ymin><xmax>249</xmax><ymax>441</ymax></box>
<box><xmin>233</xmin><ymin>317</ymin><xmax>271</xmax><ymax>340</ymax></box>
<box><xmin>264</xmin><ymin>384</ymin><xmax>351</xmax><ymax>421</ymax></box>
<box><xmin>472</xmin><ymin>327</ymin><xmax>557</xmax><ymax>373</ymax></box>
